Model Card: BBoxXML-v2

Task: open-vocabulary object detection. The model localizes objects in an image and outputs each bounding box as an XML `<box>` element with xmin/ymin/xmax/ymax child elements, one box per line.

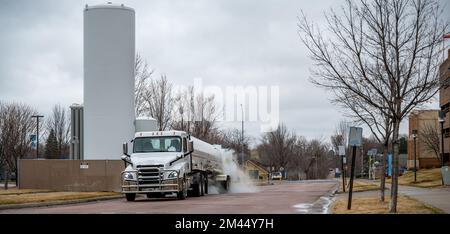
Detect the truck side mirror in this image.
<box><xmin>121</xmin><ymin>155</ymin><xmax>133</xmax><ymax>166</ymax></box>
<box><xmin>122</xmin><ymin>142</ymin><xmax>129</xmax><ymax>156</ymax></box>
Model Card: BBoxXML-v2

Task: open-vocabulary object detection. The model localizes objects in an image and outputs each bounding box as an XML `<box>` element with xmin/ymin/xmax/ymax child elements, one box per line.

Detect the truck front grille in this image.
<box><xmin>137</xmin><ymin>165</ymin><xmax>163</xmax><ymax>185</ymax></box>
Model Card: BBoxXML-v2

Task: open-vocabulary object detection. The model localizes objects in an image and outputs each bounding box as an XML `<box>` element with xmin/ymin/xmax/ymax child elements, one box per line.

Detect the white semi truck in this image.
<box><xmin>120</xmin><ymin>130</ymin><xmax>231</xmax><ymax>201</ymax></box>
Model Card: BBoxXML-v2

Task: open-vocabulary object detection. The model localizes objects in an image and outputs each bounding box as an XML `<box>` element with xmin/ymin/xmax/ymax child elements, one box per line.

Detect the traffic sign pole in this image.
<box><xmin>341</xmin><ymin>156</ymin><xmax>346</xmax><ymax>192</ymax></box>
<box><xmin>347</xmin><ymin>145</ymin><xmax>357</xmax><ymax>210</ymax></box>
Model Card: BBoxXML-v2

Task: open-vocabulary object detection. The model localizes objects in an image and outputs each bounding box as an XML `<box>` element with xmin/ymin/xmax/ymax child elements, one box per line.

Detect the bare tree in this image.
<box><xmin>298</xmin><ymin>0</ymin><xmax>448</xmax><ymax>212</ymax></box>
<box><xmin>419</xmin><ymin>122</ymin><xmax>441</xmax><ymax>161</ymax></box>
<box><xmin>215</xmin><ymin>128</ymin><xmax>251</xmax><ymax>165</ymax></box>
<box><xmin>307</xmin><ymin>138</ymin><xmax>333</xmax><ymax>179</ymax></box>
<box><xmin>171</xmin><ymin>86</ymin><xmax>220</xmax><ymax>142</ymax></box>
<box><xmin>135</xmin><ymin>53</ymin><xmax>153</xmax><ymax>117</ymax></box>
<box><xmin>330</xmin><ymin>120</ymin><xmax>350</xmax><ymax>151</ymax></box>
<box><xmin>258</xmin><ymin>124</ymin><xmax>296</xmax><ymax>173</ymax></box>
<box><xmin>45</xmin><ymin>104</ymin><xmax>70</xmax><ymax>158</ymax></box>
<box><xmin>335</xmin><ymin>92</ymin><xmax>393</xmax><ymax>201</ymax></box>
<box><xmin>143</xmin><ymin>75</ymin><xmax>174</xmax><ymax>131</ymax></box>
<box><xmin>288</xmin><ymin>136</ymin><xmax>308</xmax><ymax>180</ymax></box>
<box><xmin>0</xmin><ymin>102</ymin><xmax>36</xmax><ymax>189</ymax></box>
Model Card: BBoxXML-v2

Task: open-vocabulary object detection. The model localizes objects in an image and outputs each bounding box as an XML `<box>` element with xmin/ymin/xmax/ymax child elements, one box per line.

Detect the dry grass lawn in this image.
<box><xmin>397</xmin><ymin>168</ymin><xmax>443</xmax><ymax>188</ymax></box>
<box><xmin>338</xmin><ymin>180</ymin><xmax>380</xmax><ymax>193</ymax></box>
<box><xmin>0</xmin><ymin>191</ymin><xmax>120</xmax><ymax>205</ymax></box>
<box><xmin>332</xmin><ymin>195</ymin><xmax>443</xmax><ymax>214</ymax></box>
<box><xmin>0</xmin><ymin>188</ymin><xmax>53</xmax><ymax>195</ymax></box>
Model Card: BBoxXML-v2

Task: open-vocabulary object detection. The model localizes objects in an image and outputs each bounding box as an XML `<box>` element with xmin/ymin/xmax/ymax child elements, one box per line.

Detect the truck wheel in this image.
<box><xmin>219</xmin><ymin>177</ymin><xmax>231</xmax><ymax>193</ymax></box>
<box><xmin>125</xmin><ymin>193</ymin><xmax>136</xmax><ymax>201</ymax></box>
<box><xmin>204</xmin><ymin>174</ymin><xmax>208</xmax><ymax>195</ymax></box>
<box><xmin>190</xmin><ymin>173</ymin><xmax>202</xmax><ymax>197</ymax></box>
<box><xmin>200</xmin><ymin>173</ymin><xmax>205</xmax><ymax>196</ymax></box>
<box><xmin>177</xmin><ymin>177</ymin><xmax>187</xmax><ymax>200</ymax></box>
<box><xmin>192</xmin><ymin>182</ymin><xmax>201</xmax><ymax>197</ymax></box>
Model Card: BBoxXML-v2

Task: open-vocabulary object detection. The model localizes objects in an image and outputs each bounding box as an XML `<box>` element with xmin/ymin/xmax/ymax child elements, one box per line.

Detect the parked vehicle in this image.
<box><xmin>120</xmin><ymin>131</ymin><xmax>230</xmax><ymax>201</ymax></box>
<box><xmin>271</xmin><ymin>172</ymin><xmax>283</xmax><ymax>180</ymax></box>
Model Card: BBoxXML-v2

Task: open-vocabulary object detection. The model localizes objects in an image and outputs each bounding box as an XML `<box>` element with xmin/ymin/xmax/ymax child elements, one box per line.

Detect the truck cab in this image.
<box><xmin>120</xmin><ymin>131</ymin><xmax>230</xmax><ymax>201</ymax></box>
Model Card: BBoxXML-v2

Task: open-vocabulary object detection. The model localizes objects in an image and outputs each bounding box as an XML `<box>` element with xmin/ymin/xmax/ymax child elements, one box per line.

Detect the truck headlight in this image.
<box><xmin>166</xmin><ymin>171</ymin><xmax>178</xmax><ymax>179</ymax></box>
<box><xmin>123</xmin><ymin>172</ymin><xmax>136</xmax><ymax>181</ymax></box>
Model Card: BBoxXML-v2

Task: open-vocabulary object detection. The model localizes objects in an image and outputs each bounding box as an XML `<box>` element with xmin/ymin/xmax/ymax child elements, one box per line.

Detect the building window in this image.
<box><xmin>248</xmin><ymin>170</ymin><xmax>259</xmax><ymax>180</ymax></box>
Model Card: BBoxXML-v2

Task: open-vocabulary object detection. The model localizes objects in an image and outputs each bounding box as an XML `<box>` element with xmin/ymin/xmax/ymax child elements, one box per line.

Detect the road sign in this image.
<box><xmin>368</xmin><ymin>148</ymin><xmax>378</xmax><ymax>156</ymax></box>
<box><xmin>338</xmin><ymin>145</ymin><xmax>346</xmax><ymax>156</ymax></box>
<box><xmin>348</xmin><ymin>127</ymin><xmax>363</xmax><ymax>147</ymax></box>
<box><xmin>80</xmin><ymin>162</ymin><xmax>89</xmax><ymax>169</ymax></box>
<box><xmin>30</xmin><ymin>134</ymin><xmax>37</xmax><ymax>150</ymax></box>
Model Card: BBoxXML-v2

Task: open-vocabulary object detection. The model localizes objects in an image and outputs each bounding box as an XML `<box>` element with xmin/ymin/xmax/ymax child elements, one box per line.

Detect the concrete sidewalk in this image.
<box><xmin>397</xmin><ymin>185</ymin><xmax>450</xmax><ymax>213</ymax></box>
<box><xmin>360</xmin><ymin>179</ymin><xmax>450</xmax><ymax>213</ymax></box>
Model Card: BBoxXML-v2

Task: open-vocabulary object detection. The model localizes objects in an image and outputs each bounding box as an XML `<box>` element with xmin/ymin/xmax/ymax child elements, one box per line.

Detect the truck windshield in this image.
<box><xmin>133</xmin><ymin>137</ymin><xmax>182</xmax><ymax>153</ymax></box>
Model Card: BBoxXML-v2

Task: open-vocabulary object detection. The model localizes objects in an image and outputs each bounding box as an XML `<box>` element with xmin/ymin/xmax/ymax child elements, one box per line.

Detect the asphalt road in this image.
<box><xmin>0</xmin><ymin>180</ymin><xmax>338</xmax><ymax>214</ymax></box>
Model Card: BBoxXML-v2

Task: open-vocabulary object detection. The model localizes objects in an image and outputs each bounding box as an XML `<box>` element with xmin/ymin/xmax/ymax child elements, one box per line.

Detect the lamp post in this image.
<box><xmin>411</xmin><ymin>129</ymin><xmax>418</xmax><ymax>182</ymax></box>
<box><xmin>439</xmin><ymin>110</ymin><xmax>445</xmax><ymax>185</ymax></box>
<box><xmin>240</xmin><ymin>104</ymin><xmax>244</xmax><ymax>168</ymax></box>
<box><xmin>31</xmin><ymin>115</ymin><xmax>44</xmax><ymax>159</ymax></box>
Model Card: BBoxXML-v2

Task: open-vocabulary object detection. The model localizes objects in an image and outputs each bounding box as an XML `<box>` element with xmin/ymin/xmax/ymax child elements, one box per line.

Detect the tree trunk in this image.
<box><xmin>15</xmin><ymin>157</ymin><xmax>18</xmax><ymax>187</ymax></box>
<box><xmin>3</xmin><ymin>166</ymin><xmax>9</xmax><ymax>190</ymax></box>
<box><xmin>380</xmin><ymin>141</ymin><xmax>388</xmax><ymax>202</ymax></box>
<box><xmin>389</xmin><ymin>119</ymin><xmax>400</xmax><ymax>213</ymax></box>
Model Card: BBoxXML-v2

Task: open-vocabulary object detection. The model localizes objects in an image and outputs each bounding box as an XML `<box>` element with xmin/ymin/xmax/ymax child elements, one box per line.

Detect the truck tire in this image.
<box><xmin>204</xmin><ymin>173</ymin><xmax>208</xmax><ymax>195</ymax></box>
<box><xmin>125</xmin><ymin>193</ymin><xmax>136</xmax><ymax>201</ymax></box>
<box><xmin>190</xmin><ymin>173</ymin><xmax>202</xmax><ymax>197</ymax></box>
<box><xmin>200</xmin><ymin>173</ymin><xmax>205</xmax><ymax>196</ymax></box>
<box><xmin>177</xmin><ymin>177</ymin><xmax>187</xmax><ymax>200</ymax></box>
<box><xmin>219</xmin><ymin>176</ymin><xmax>231</xmax><ymax>193</ymax></box>
<box><xmin>192</xmin><ymin>182</ymin><xmax>201</xmax><ymax>197</ymax></box>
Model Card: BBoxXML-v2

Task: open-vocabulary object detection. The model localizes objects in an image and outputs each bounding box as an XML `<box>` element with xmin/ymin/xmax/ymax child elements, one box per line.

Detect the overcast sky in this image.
<box><xmin>0</xmin><ymin>0</ymin><xmax>448</xmax><ymax>145</ymax></box>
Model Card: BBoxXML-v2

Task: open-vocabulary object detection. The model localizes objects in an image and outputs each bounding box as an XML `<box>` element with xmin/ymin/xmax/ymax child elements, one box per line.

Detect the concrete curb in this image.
<box><xmin>324</xmin><ymin>181</ymin><xmax>340</xmax><ymax>214</ymax></box>
<box><xmin>303</xmin><ymin>180</ymin><xmax>339</xmax><ymax>214</ymax></box>
<box><xmin>0</xmin><ymin>195</ymin><xmax>123</xmax><ymax>211</ymax></box>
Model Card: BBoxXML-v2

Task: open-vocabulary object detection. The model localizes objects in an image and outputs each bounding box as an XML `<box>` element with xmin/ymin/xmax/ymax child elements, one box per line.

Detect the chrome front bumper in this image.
<box><xmin>121</xmin><ymin>169</ymin><xmax>181</xmax><ymax>194</ymax></box>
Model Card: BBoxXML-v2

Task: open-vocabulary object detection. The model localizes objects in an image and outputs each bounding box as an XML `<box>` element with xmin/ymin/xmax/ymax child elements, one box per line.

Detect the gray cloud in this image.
<box><xmin>0</xmin><ymin>0</ymin><xmax>448</xmax><ymax>145</ymax></box>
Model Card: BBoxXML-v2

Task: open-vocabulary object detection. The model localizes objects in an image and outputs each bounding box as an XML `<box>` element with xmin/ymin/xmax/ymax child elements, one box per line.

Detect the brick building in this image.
<box><xmin>408</xmin><ymin>110</ymin><xmax>441</xmax><ymax>169</ymax></box>
<box><xmin>440</xmin><ymin>49</ymin><xmax>450</xmax><ymax>166</ymax></box>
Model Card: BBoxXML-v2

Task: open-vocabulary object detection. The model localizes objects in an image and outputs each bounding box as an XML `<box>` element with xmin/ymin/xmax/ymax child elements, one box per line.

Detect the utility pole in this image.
<box><xmin>439</xmin><ymin>110</ymin><xmax>445</xmax><ymax>185</ymax></box>
<box><xmin>240</xmin><ymin>104</ymin><xmax>244</xmax><ymax>168</ymax></box>
<box><xmin>341</xmin><ymin>155</ymin><xmax>346</xmax><ymax>192</ymax></box>
<box><xmin>411</xmin><ymin>130</ymin><xmax>418</xmax><ymax>182</ymax></box>
<box><xmin>361</xmin><ymin>147</ymin><xmax>364</xmax><ymax>178</ymax></box>
<box><xmin>31</xmin><ymin>115</ymin><xmax>44</xmax><ymax>159</ymax></box>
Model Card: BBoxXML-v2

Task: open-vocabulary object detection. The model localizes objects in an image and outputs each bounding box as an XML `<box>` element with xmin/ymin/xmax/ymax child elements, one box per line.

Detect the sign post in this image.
<box><xmin>338</xmin><ymin>145</ymin><xmax>346</xmax><ymax>192</ymax></box>
<box><xmin>347</xmin><ymin>127</ymin><xmax>363</xmax><ymax>210</ymax></box>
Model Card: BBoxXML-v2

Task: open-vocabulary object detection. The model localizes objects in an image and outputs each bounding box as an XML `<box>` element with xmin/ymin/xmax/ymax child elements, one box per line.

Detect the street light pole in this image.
<box><xmin>31</xmin><ymin>115</ymin><xmax>44</xmax><ymax>159</ymax></box>
<box><xmin>411</xmin><ymin>130</ymin><xmax>417</xmax><ymax>183</ymax></box>
<box><xmin>240</xmin><ymin>104</ymin><xmax>244</xmax><ymax>167</ymax></box>
<box><xmin>439</xmin><ymin>110</ymin><xmax>445</xmax><ymax>185</ymax></box>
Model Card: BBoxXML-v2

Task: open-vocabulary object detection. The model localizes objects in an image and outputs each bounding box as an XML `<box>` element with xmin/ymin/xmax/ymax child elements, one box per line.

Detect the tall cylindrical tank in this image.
<box><xmin>83</xmin><ymin>3</ymin><xmax>135</xmax><ymax>159</ymax></box>
<box><xmin>135</xmin><ymin>117</ymin><xmax>158</xmax><ymax>132</ymax></box>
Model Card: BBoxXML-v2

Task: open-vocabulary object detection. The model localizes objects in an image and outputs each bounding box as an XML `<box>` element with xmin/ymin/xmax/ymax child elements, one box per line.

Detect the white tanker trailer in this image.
<box><xmin>120</xmin><ymin>130</ymin><xmax>231</xmax><ymax>201</ymax></box>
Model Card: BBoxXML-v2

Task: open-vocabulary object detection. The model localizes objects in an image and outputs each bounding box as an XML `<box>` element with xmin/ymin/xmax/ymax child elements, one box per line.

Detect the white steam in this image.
<box><xmin>220</xmin><ymin>149</ymin><xmax>259</xmax><ymax>193</ymax></box>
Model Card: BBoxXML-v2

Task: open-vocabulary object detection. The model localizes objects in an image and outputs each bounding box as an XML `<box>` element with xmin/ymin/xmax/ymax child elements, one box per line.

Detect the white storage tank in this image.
<box><xmin>83</xmin><ymin>3</ymin><xmax>135</xmax><ymax>159</ymax></box>
<box><xmin>135</xmin><ymin>117</ymin><xmax>158</xmax><ymax>132</ymax></box>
